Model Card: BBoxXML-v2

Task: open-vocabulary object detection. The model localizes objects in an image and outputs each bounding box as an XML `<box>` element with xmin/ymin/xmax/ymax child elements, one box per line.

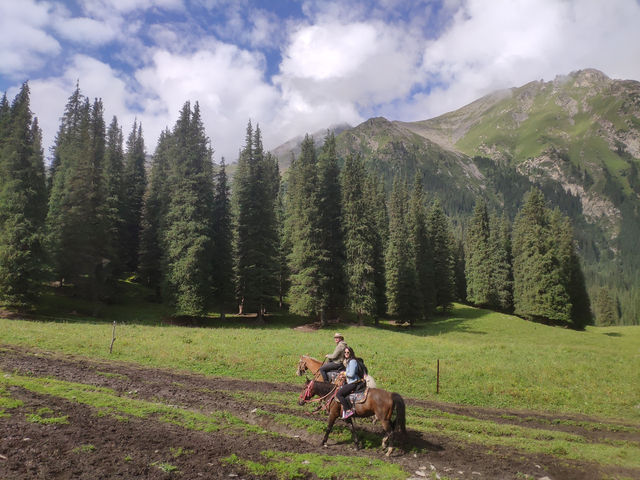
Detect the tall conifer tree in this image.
<box><xmin>465</xmin><ymin>198</ymin><xmax>492</xmax><ymax>306</ymax></box>
<box><xmin>341</xmin><ymin>154</ymin><xmax>378</xmax><ymax>323</ymax></box>
<box><xmin>285</xmin><ymin>135</ymin><xmax>322</xmax><ymax>317</ymax></box>
<box><xmin>47</xmin><ymin>87</ymin><xmax>109</xmax><ymax>301</ymax></box>
<box><xmin>409</xmin><ymin>175</ymin><xmax>434</xmax><ymax>318</ymax></box>
<box><xmin>427</xmin><ymin>199</ymin><xmax>455</xmax><ymax>311</ymax></box>
<box><xmin>489</xmin><ymin>213</ymin><xmax>513</xmax><ymax>312</ymax></box>
<box><xmin>103</xmin><ymin>116</ymin><xmax>125</xmax><ymax>277</ymax></box>
<box><xmin>122</xmin><ymin>120</ymin><xmax>146</xmax><ymax>272</ymax></box>
<box><xmin>512</xmin><ymin>189</ymin><xmax>571</xmax><ymax>323</ymax></box>
<box><xmin>138</xmin><ymin>128</ymin><xmax>173</xmax><ymax>296</ymax></box>
<box><xmin>316</xmin><ymin>131</ymin><xmax>346</xmax><ymax>322</ymax></box>
<box><xmin>233</xmin><ymin>121</ymin><xmax>279</xmax><ymax>319</ymax></box>
<box><xmin>0</xmin><ymin>84</ymin><xmax>47</xmax><ymax>305</ymax></box>
<box><xmin>366</xmin><ymin>173</ymin><xmax>388</xmax><ymax>319</ymax></box>
<box><xmin>385</xmin><ymin>176</ymin><xmax>420</xmax><ymax>323</ymax></box>
<box><xmin>162</xmin><ymin>102</ymin><xmax>215</xmax><ymax>315</ymax></box>
<box><xmin>211</xmin><ymin>158</ymin><xmax>235</xmax><ymax>317</ymax></box>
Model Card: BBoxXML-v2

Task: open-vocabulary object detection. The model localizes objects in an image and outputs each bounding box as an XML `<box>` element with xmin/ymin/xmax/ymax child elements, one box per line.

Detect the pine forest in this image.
<box><xmin>1</xmin><ymin>81</ymin><xmax>626</xmax><ymax>329</ymax></box>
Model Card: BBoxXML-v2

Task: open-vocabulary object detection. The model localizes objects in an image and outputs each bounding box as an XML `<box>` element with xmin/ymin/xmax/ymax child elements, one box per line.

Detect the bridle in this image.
<box><xmin>299</xmin><ymin>380</ymin><xmax>338</xmax><ymax>407</ymax></box>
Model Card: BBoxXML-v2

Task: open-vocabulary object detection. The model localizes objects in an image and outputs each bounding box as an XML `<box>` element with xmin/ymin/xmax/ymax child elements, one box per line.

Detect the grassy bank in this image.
<box><xmin>1</xmin><ymin>287</ymin><xmax>639</xmax><ymax>422</ymax></box>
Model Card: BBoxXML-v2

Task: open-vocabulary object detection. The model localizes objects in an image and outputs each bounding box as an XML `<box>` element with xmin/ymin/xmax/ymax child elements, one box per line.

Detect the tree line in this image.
<box><xmin>0</xmin><ymin>83</ymin><xmax>593</xmax><ymax>328</ymax></box>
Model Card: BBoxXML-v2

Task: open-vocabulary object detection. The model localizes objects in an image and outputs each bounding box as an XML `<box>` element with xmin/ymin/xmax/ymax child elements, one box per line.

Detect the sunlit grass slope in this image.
<box><xmin>1</xmin><ymin>286</ymin><xmax>638</xmax><ymax>422</ymax></box>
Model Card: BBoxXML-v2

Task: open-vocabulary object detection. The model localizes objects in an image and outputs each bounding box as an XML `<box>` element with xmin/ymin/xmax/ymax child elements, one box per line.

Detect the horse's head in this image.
<box><xmin>296</xmin><ymin>356</ymin><xmax>308</xmax><ymax>377</ymax></box>
<box><xmin>298</xmin><ymin>379</ymin><xmax>315</xmax><ymax>405</ymax></box>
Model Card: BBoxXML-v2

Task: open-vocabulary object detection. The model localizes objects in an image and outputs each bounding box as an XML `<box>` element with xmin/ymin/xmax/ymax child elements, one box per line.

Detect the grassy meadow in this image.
<box><xmin>1</xmin><ymin>284</ymin><xmax>639</xmax><ymax>422</ymax></box>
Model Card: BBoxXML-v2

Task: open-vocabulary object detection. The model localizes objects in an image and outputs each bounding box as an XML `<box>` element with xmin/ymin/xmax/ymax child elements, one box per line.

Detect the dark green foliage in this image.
<box><xmin>593</xmin><ymin>287</ymin><xmax>617</xmax><ymax>326</ymax></box>
<box><xmin>385</xmin><ymin>176</ymin><xmax>420</xmax><ymax>323</ymax></box>
<box><xmin>551</xmin><ymin>210</ymin><xmax>592</xmax><ymax>329</ymax></box>
<box><xmin>409</xmin><ymin>175</ymin><xmax>435</xmax><ymax>317</ymax></box>
<box><xmin>465</xmin><ymin>199</ymin><xmax>492</xmax><ymax>306</ymax></box>
<box><xmin>162</xmin><ymin>102</ymin><xmax>215</xmax><ymax>315</ymax></box>
<box><xmin>233</xmin><ymin>122</ymin><xmax>280</xmax><ymax>318</ymax></box>
<box><xmin>316</xmin><ymin>132</ymin><xmax>347</xmax><ymax>319</ymax></box>
<box><xmin>489</xmin><ymin>213</ymin><xmax>513</xmax><ymax>312</ymax></box>
<box><xmin>512</xmin><ymin>189</ymin><xmax>571</xmax><ymax>324</ymax></box>
<box><xmin>341</xmin><ymin>154</ymin><xmax>380</xmax><ymax>322</ymax></box>
<box><xmin>285</xmin><ymin>135</ymin><xmax>322</xmax><ymax>317</ymax></box>
<box><xmin>0</xmin><ymin>84</ymin><xmax>47</xmax><ymax>305</ymax></box>
<box><xmin>102</xmin><ymin>116</ymin><xmax>125</xmax><ymax>277</ymax></box>
<box><xmin>366</xmin><ymin>174</ymin><xmax>387</xmax><ymax>318</ymax></box>
<box><xmin>211</xmin><ymin>158</ymin><xmax>235</xmax><ymax>315</ymax></box>
<box><xmin>427</xmin><ymin>199</ymin><xmax>455</xmax><ymax>311</ymax></box>
<box><xmin>46</xmin><ymin>86</ymin><xmax>110</xmax><ymax>300</ymax></box>
<box><xmin>138</xmin><ymin>128</ymin><xmax>173</xmax><ymax>296</ymax></box>
<box><xmin>122</xmin><ymin>120</ymin><xmax>147</xmax><ymax>272</ymax></box>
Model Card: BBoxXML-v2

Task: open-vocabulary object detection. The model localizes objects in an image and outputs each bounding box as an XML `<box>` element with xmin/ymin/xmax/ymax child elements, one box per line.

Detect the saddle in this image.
<box><xmin>347</xmin><ymin>386</ymin><xmax>368</xmax><ymax>408</ymax></box>
<box><xmin>326</xmin><ymin>370</ymin><xmax>341</xmax><ymax>382</ymax></box>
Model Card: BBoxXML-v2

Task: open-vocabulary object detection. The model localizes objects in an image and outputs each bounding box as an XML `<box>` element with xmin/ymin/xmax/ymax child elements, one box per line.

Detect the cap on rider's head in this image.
<box><xmin>334</xmin><ymin>332</ymin><xmax>343</xmax><ymax>339</ymax></box>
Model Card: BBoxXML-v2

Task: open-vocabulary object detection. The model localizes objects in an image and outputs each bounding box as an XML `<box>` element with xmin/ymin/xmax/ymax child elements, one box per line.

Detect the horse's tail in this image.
<box><xmin>391</xmin><ymin>393</ymin><xmax>406</xmax><ymax>436</ymax></box>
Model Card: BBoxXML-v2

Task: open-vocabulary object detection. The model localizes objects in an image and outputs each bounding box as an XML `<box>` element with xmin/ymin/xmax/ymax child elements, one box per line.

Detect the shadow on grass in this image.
<box><xmin>4</xmin><ymin>282</ymin><xmax>497</xmax><ymax>338</ymax></box>
<box><xmin>375</xmin><ymin>304</ymin><xmax>492</xmax><ymax>337</ymax></box>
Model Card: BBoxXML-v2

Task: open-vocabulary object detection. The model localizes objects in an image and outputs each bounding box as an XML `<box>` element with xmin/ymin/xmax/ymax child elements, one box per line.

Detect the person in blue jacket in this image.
<box><xmin>335</xmin><ymin>346</ymin><xmax>364</xmax><ymax>419</ymax></box>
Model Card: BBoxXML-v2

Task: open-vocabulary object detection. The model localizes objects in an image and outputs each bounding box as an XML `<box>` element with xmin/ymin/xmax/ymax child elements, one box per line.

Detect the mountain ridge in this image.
<box><xmin>270</xmin><ymin>68</ymin><xmax>640</xmax><ymax>324</ymax></box>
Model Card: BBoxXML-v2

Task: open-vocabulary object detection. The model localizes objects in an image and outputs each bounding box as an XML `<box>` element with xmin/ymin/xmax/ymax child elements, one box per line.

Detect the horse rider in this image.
<box><xmin>318</xmin><ymin>332</ymin><xmax>347</xmax><ymax>382</ymax></box>
<box><xmin>336</xmin><ymin>345</ymin><xmax>364</xmax><ymax>419</ymax></box>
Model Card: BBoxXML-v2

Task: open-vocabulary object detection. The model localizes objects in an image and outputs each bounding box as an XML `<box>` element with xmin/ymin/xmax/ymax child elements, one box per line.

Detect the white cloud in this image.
<box><xmin>135</xmin><ymin>45</ymin><xmax>280</xmax><ymax>160</ymax></box>
<box><xmin>53</xmin><ymin>16</ymin><xmax>118</xmax><ymax>45</ymax></box>
<box><xmin>27</xmin><ymin>55</ymin><xmax>136</xmax><ymax>161</ymax></box>
<box><xmin>0</xmin><ymin>0</ymin><xmax>60</xmax><ymax>78</ymax></box>
<box><xmin>80</xmin><ymin>0</ymin><xmax>184</xmax><ymax>16</ymax></box>
<box><xmin>399</xmin><ymin>0</ymin><xmax>640</xmax><ymax>120</ymax></box>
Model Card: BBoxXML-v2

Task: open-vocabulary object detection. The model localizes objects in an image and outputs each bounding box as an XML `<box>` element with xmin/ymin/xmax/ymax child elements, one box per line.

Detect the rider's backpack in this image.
<box><xmin>355</xmin><ymin>357</ymin><xmax>368</xmax><ymax>378</ymax></box>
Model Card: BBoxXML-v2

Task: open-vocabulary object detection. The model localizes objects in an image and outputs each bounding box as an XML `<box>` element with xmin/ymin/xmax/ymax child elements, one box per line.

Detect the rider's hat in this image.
<box><xmin>334</xmin><ymin>332</ymin><xmax>343</xmax><ymax>339</ymax></box>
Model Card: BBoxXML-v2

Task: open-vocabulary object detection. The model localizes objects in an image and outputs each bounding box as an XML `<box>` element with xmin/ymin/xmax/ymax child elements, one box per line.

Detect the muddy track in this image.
<box><xmin>0</xmin><ymin>345</ymin><xmax>637</xmax><ymax>479</ymax></box>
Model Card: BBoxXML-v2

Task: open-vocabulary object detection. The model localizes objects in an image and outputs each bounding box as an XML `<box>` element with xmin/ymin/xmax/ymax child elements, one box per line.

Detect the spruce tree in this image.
<box><xmin>341</xmin><ymin>154</ymin><xmax>378</xmax><ymax>323</ymax></box>
<box><xmin>465</xmin><ymin>198</ymin><xmax>492</xmax><ymax>307</ymax></box>
<box><xmin>427</xmin><ymin>199</ymin><xmax>455</xmax><ymax>311</ymax></box>
<box><xmin>552</xmin><ymin>209</ymin><xmax>592</xmax><ymax>329</ymax></box>
<box><xmin>122</xmin><ymin>120</ymin><xmax>146</xmax><ymax>273</ymax></box>
<box><xmin>211</xmin><ymin>157</ymin><xmax>235</xmax><ymax>317</ymax></box>
<box><xmin>46</xmin><ymin>87</ymin><xmax>108</xmax><ymax>301</ymax></box>
<box><xmin>285</xmin><ymin>135</ymin><xmax>322</xmax><ymax>317</ymax></box>
<box><xmin>233</xmin><ymin>121</ymin><xmax>280</xmax><ymax>320</ymax></box>
<box><xmin>103</xmin><ymin>116</ymin><xmax>125</xmax><ymax>277</ymax></box>
<box><xmin>316</xmin><ymin>131</ymin><xmax>346</xmax><ymax>322</ymax></box>
<box><xmin>0</xmin><ymin>84</ymin><xmax>47</xmax><ymax>305</ymax></box>
<box><xmin>489</xmin><ymin>213</ymin><xmax>513</xmax><ymax>312</ymax></box>
<box><xmin>365</xmin><ymin>173</ymin><xmax>388</xmax><ymax>320</ymax></box>
<box><xmin>594</xmin><ymin>287</ymin><xmax>617</xmax><ymax>326</ymax></box>
<box><xmin>512</xmin><ymin>189</ymin><xmax>571</xmax><ymax>323</ymax></box>
<box><xmin>162</xmin><ymin>102</ymin><xmax>215</xmax><ymax>315</ymax></box>
<box><xmin>138</xmin><ymin>128</ymin><xmax>173</xmax><ymax>296</ymax></box>
<box><xmin>385</xmin><ymin>176</ymin><xmax>420</xmax><ymax>323</ymax></box>
<box><xmin>409</xmin><ymin>175</ymin><xmax>435</xmax><ymax>318</ymax></box>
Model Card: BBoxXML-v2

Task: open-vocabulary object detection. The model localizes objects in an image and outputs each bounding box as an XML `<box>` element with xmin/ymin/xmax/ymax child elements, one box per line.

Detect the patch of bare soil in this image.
<box><xmin>0</xmin><ymin>345</ymin><xmax>637</xmax><ymax>480</ymax></box>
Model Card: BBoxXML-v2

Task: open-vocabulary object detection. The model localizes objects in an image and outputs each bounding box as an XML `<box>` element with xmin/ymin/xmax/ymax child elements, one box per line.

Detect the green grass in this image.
<box><xmin>26</xmin><ymin>407</ymin><xmax>69</xmax><ymax>425</ymax></box>
<box><xmin>0</xmin><ymin>372</ymin><xmax>270</xmax><ymax>437</ymax></box>
<box><xmin>2</xmin><ymin>297</ymin><xmax>639</xmax><ymax>422</ymax></box>
<box><xmin>223</xmin><ymin>451</ymin><xmax>409</xmax><ymax>480</ymax></box>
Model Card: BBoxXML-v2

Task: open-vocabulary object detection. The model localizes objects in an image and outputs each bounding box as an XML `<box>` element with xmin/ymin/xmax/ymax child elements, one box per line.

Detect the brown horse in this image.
<box><xmin>298</xmin><ymin>379</ymin><xmax>406</xmax><ymax>455</ymax></box>
<box><xmin>297</xmin><ymin>355</ymin><xmax>377</xmax><ymax>387</ymax></box>
<box><xmin>296</xmin><ymin>355</ymin><xmax>325</xmax><ymax>380</ymax></box>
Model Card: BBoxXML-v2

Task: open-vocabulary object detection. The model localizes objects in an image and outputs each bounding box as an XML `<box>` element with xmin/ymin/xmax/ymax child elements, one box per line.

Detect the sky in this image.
<box><xmin>2</xmin><ymin>0</ymin><xmax>640</xmax><ymax>164</ymax></box>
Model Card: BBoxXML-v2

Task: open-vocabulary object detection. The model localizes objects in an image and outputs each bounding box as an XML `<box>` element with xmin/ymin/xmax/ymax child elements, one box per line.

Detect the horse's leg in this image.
<box><xmin>346</xmin><ymin>417</ymin><xmax>360</xmax><ymax>449</ymax></box>
<box><xmin>379</xmin><ymin>419</ymin><xmax>394</xmax><ymax>456</ymax></box>
<box><xmin>321</xmin><ymin>404</ymin><xmax>339</xmax><ymax>446</ymax></box>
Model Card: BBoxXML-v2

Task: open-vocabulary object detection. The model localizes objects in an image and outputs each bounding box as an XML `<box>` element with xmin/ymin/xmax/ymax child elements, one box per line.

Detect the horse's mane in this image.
<box><xmin>311</xmin><ymin>380</ymin><xmax>335</xmax><ymax>395</ymax></box>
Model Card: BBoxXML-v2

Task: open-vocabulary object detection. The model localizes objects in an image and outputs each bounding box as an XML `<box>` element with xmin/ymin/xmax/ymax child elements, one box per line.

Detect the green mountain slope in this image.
<box><xmin>272</xmin><ymin>69</ymin><xmax>640</xmax><ymax>325</ymax></box>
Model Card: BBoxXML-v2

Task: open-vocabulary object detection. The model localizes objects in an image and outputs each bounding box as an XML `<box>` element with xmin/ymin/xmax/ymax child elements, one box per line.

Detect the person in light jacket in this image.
<box><xmin>318</xmin><ymin>332</ymin><xmax>347</xmax><ymax>382</ymax></box>
<box><xmin>335</xmin><ymin>346</ymin><xmax>364</xmax><ymax>419</ymax></box>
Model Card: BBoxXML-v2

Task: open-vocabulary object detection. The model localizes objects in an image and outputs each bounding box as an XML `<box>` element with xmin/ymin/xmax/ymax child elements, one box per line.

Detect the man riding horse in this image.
<box><xmin>318</xmin><ymin>332</ymin><xmax>347</xmax><ymax>382</ymax></box>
